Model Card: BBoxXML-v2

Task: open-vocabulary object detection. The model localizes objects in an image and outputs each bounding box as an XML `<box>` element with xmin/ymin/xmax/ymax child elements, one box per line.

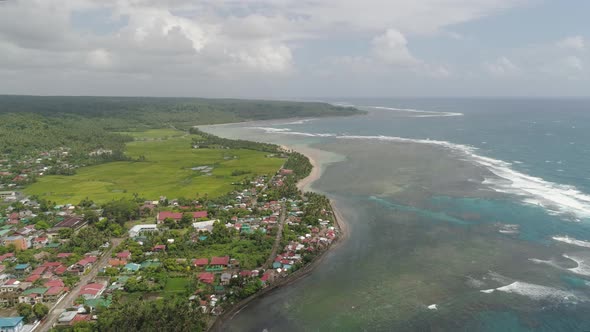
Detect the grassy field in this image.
<box><xmin>164</xmin><ymin>277</ymin><xmax>190</xmax><ymax>293</ymax></box>
<box><xmin>25</xmin><ymin>129</ymin><xmax>284</xmax><ymax>204</ymax></box>
<box><xmin>115</xmin><ymin>128</ymin><xmax>188</xmax><ymax>140</ymax></box>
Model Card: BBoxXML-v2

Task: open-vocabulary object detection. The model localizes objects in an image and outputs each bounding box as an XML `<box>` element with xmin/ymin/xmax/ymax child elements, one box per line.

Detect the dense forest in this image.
<box><xmin>0</xmin><ymin>95</ymin><xmax>360</xmax><ymax>162</ymax></box>
<box><xmin>189</xmin><ymin>128</ymin><xmax>280</xmax><ymax>153</ymax></box>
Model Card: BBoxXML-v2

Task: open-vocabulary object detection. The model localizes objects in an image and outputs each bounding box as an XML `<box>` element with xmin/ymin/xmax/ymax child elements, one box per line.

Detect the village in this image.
<box><xmin>0</xmin><ymin>163</ymin><xmax>339</xmax><ymax>331</ymax></box>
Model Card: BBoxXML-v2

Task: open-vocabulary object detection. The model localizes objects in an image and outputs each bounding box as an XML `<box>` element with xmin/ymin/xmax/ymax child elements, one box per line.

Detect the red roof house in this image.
<box><xmin>193</xmin><ymin>258</ymin><xmax>208</xmax><ymax>267</ymax></box>
<box><xmin>44</xmin><ymin>279</ymin><xmax>65</xmax><ymax>288</ymax></box>
<box><xmin>157</xmin><ymin>211</ymin><xmax>208</xmax><ymax>223</ymax></box>
<box><xmin>25</xmin><ymin>275</ymin><xmax>41</xmax><ymax>283</ymax></box>
<box><xmin>210</xmin><ymin>256</ymin><xmax>229</xmax><ymax>267</ymax></box>
<box><xmin>116</xmin><ymin>250</ymin><xmax>131</xmax><ymax>260</ymax></box>
<box><xmin>152</xmin><ymin>244</ymin><xmax>166</xmax><ymax>252</ymax></box>
<box><xmin>198</xmin><ymin>272</ymin><xmax>215</xmax><ymax>284</ymax></box>
<box><xmin>79</xmin><ymin>283</ymin><xmax>105</xmax><ymax>298</ymax></box>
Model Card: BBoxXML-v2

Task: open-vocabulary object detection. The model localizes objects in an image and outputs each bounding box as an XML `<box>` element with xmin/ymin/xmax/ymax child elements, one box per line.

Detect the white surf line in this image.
<box><xmin>336</xmin><ymin>135</ymin><xmax>590</xmax><ymax>220</ymax></box>
<box><xmin>552</xmin><ymin>236</ymin><xmax>590</xmax><ymax>249</ymax></box>
<box><xmin>480</xmin><ymin>281</ymin><xmax>582</xmax><ymax>302</ymax></box>
<box><xmin>250</xmin><ymin>125</ymin><xmax>590</xmax><ymax>220</ymax></box>
<box><xmin>367</xmin><ymin>106</ymin><xmax>464</xmax><ymax>117</ymax></box>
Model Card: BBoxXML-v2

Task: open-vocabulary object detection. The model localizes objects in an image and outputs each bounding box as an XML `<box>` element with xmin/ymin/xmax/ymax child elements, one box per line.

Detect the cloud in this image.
<box><xmin>0</xmin><ymin>0</ymin><xmax>541</xmax><ymax>96</ymax></box>
<box><xmin>371</xmin><ymin>29</ymin><xmax>418</xmax><ymax>66</ymax></box>
<box><xmin>556</xmin><ymin>36</ymin><xmax>585</xmax><ymax>51</ymax></box>
<box><xmin>484</xmin><ymin>56</ymin><xmax>521</xmax><ymax>77</ymax></box>
<box><xmin>563</xmin><ymin>55</ymin><xmax>583</xmax><ymax>71</ymax></box>
<box><xmin>86</xmin><ymin>49</ymin><xmax>113</xmax><ymax>69</ymax></box>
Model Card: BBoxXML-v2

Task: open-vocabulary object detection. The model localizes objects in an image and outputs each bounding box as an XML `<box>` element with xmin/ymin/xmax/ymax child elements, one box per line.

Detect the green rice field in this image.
<box><xmin>25</xmin><ymin>129</ymin><xmax>283</xmax><ymax>204</ymax></box>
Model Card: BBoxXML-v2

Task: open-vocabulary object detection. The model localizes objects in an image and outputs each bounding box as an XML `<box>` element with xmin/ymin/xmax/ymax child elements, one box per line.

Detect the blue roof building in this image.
<box><xmin>14</xmin><ymin>263</ymin><xmax>30</xmax><ymax>270</ymax></box>
<box><xmin>0</xmin><ymin>316</ymin><xmax>24</xmax><ymax>332</ymax></box>
<box><xmin>124</xmin><ymin>263</ymin><xmax>141</xmax><ymax>272</ymax></box>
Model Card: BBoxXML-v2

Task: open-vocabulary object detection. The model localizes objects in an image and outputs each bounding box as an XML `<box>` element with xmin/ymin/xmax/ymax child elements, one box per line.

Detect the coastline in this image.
<box><xmin>208</xmin><ymin>146</ymin><xmax>349</xmax><ymax>332</ymax></box>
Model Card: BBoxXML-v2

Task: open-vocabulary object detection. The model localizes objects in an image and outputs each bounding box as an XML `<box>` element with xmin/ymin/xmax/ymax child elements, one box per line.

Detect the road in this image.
<box><xmin>262</xmin><ymin>203</ymin><xmax>286</xmax><ymax>269</ymax></box>
<box><xmin>36</xmin><ymin>237</ymin><xmax>123</xmax><ymax>332</ymax></box>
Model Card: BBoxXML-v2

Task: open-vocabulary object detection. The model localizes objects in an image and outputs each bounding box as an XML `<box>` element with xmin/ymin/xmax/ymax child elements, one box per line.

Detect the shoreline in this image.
<box><xmin>208</xmin><ymin>146</ymin><xmax>349</xmax><ymax>332</ymax></box>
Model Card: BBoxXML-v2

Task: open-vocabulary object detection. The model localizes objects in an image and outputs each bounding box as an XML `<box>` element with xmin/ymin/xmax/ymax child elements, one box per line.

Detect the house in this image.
<box><xmin>108</xmin><ymin>259</ymin><xmax>126</xmax><ymax>268</ymax></box>
<box><xmin>0</xmin><ymin>191</ymin><xmax>17</xmax><ymax>201</ymax></box>
<box><xmin>116</xmin><ymin>250</ymin><xmax>131</xmax><ymax>260</ymax></box>
<box><xmin>0</xmin><ymin>291</ymin><xmax>19</xmax><ymax>307</ymax></box>
<box><xmin>79</xmin><ymin>283</ymin><xmax>105</xmax><ymax>300</ymax></box>
<box><xmin>0</xmin><ymin>253</ymin><xmax>15</xmax><ymax>262</ymax></box>
<box><xmin>128</xmin><ymin>224</ymin><xmax>158</xmax><ymax>238</ymax></box>
<box><xmin>57</xmin><ymin>311</ymin><xmax>78</xmax><ymax>325</ymax></box>
<box><xmin>44</xmin><ymin>286</ymin><xmax>66</xmax><ymax>302</ymax></box>
<box><xmin>44</xmin><ymin>279</ymin><xmax>65</xmax><ymax>288</ymax></box>
<box><xmin>19</xmin><ymin>287</ymin><xmax>48</xmax><ymax>304</ymax></box>
<box><xmin>0</xmin><ymin>280</ymin><xmax>21</xmax><ymax>293</ymax></box>
<box><xmin>3</xmin><ymin>236</ymin><xmax>27</xmax><ymax>251</ymax></box>
<box><xmin>124</xmin><ymin>263</ymin><xmax>140</xmax><ymax>272</ymax></box>
<box><xmin>157</xmin><ymin>211</ymin><xmax>208</xmax><ymax>224</ymax></box>
<box><xmin>71</xmin><ymin>256</ymin><xmax>97</xmax><ymax>275</ymax></box>
<box><xmin>208</xmin><ymin>256</ymin><xmax>229</xmax><ymax>271</ymax></box>
<box><xmin>0</xmin><ymin>316</ymin><xmax>24</xmax><ymax>332</ymax></box>
<box><xmin>25</xmin><ymin>275</ymin><xmax>40</xmax><ymax>283</ymax></box>
<box><xmin>220</xmin><ymin>273</ymin><xmax>231</xmax><ymax>285</ymax></box>
<box><xmin>152</xmin><ymin>244</ymin><xmax>166</xmax><ymax>252</ymax></box>
<box><xmin>192</xmin><ymin>258</ymin><xmax>208</xmax><ymax>268</ymax></box>
<box><xmin>239</xmin><ymin>270</ymin><xmax>252</xmax><ymax>278</ymax></box>
<box><xmin>50</xmin><ymin>216</ymin><xmax>87</xmax><ymax>232</ymax></box>
<box><xmin>13</xmin><ymin>263</ymin><xmax>31</xmax><ymax>276</ymax></box>
<box><xmin>198</xmin><ymin>272</ymin><xmax>214</xmax><ymax>284</ymax></box>
<box><xmin>32</xmin><ymin>236</ymin><xmax>48</xmax><ymax>248</ymax></box>
<box><xmin>192</xmin><ymin>220</ymin><xmax>215</xmax><ymax>232</ymax></box>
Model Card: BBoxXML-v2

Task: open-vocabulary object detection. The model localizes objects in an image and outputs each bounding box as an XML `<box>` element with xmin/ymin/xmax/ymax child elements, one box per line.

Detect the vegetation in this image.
<box><xmin>0</xmin><ymin>95</ymin><xmax>359</xmax><ymax>159</ymax></box>
<box><xmin>16</xmin><ymin>302</ymin><xmax>49</xmax><ymax>323</ymax></box>
<box><xmin>24</xmin><ymin>131</ymin><xmax>284</xmax><ymax>203</ymax></box>
<box><xmin>95</xmin><ymin>296</ymin><xmax>206</xmax><ymax>332</ymax></box>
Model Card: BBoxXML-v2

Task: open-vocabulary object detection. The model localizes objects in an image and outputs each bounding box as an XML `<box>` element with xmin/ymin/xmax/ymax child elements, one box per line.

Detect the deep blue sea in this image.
<box><xmin>204</xmin><ymin>98</ymin><xmax>590</xmax><ymax>332</ymax></box>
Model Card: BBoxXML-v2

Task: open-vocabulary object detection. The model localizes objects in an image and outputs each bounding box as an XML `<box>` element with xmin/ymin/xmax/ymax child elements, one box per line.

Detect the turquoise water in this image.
<box><xmin>203</xmin><ymin>98</ymin><xmax>590</xmax><ymax>331</ymax></box>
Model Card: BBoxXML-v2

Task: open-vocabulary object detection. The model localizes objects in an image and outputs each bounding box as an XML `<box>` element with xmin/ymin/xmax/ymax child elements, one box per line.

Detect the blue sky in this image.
<box><xmin>0</xmin><ymin>0</ymin><xmax>588</xmax><ymax>98</ymax></box>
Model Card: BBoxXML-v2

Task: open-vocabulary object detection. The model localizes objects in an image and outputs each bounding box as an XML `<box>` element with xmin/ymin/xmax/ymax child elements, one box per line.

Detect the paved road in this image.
<box><xmin>262</xmin><ymin>203</ymin><xmax>286</xmax><ymax>269</ymax></box>
<box><xmin>36</xmin><ymin>238</ymin><xmax>123</xmax><ymax>332</ymax></box>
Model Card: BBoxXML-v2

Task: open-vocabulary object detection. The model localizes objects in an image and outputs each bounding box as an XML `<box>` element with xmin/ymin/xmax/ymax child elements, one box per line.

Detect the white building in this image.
<box><xmin>192</xmin><ymin>220</ymin><xmax>216</xmax><ymax>232</ymax></box>
<box><xmin>128</xmin><ymin>224</ymin><xmax>158</xmax><ymax>238</ymax></box>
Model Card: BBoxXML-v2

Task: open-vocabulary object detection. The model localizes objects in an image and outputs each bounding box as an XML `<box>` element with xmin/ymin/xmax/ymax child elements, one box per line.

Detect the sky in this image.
<box><xmin>0</xmin><ymin>0</ymin><xmax>589</xmax><ymax>98</ymax></box>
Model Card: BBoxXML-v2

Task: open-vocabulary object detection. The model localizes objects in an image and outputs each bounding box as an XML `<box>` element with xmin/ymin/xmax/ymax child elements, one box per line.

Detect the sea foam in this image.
<box><xmin>481</xmin><ymin>281</ymin><xmax>581</xmax><ymax>302</ymax></box>
<box><xmin>368</xmin><ymin>106</ymin><xmax>464</xmax><ymax>117</ymax></box>
<box><xmin>251</xmin><ymin>125</ymin><xmax>590</xmax><ymax>220</ymax></box>
<box><xmin>552</xmin><ymin>236</ymin><xmax>590</xmax><ymax>249</ymax></box>
<box><xmin>563</xmin><ymin>254</ymin><xmax>590</xmax><ymax>277</ymax></box>
<box><xmin>336</xmin><ymin>135</ymin><xmax>590</xmax><ymax>219</ymax></box>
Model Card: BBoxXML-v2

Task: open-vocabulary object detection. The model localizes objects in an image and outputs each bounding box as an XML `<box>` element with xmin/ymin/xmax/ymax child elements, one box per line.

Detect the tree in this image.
<box><xmin>35</xmin><ymin>220</ymin><xmax>50</xmax><ymax>231</ymax></box>
<box><xmin>58</xmin><ymin>228</ymin><xmax>73</xmax><ymax>239</ymax></box>
<box><xmin>33</xmin><ymin>303</ymin><xmax>49</xmax><ymax>320</ymax></box>
<box><xmin>179</xmin><ymin>213</ymin><xmax>192</xmax><ymax>228</ymax></box>
<box><xmin>17</xmin><ymin>303</ymin><xmax>35</xmax><ymax>323</ymax></box>
<box><xmin>83</xmin><ymin>210</ymin><xmax>99</xmax><ymax>224</ymax></box>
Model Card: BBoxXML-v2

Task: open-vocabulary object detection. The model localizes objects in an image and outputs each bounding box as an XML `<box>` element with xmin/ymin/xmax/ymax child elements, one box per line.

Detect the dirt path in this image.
<box><xmin>36</xmin><ymin>237</ymin><xmax>123</xmax><ymax>332</ymax></box>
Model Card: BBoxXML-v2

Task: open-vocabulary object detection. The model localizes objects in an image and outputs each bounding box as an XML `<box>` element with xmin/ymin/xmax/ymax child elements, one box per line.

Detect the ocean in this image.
<box><xmin>202</xmin><ymin>98</ymin><xmax>590</xmax><ymax>332</ymax></box>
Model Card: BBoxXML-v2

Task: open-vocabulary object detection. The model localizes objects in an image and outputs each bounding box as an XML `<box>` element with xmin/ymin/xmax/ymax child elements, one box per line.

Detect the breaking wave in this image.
<box><xmin>251</xmin><ymin>126</ymin><xmax>590</xmax><ymax>220</ymax></box>
<box><xmin>368</xmin><ymin>106</ymin><xmax>463</xmax><ymax>117</ymax></box>
<box><xmin>337</xmin><ymin>135</ymin><xmax>590</xmax><ymax>220</ymax></box>
<box><xmin>480</xmin><ymin>281</ymin><xmax>582</xmax><ymax>303</ymax></box>
<box><xmin>552</xmin><ymin>236</ymin><xmax>590</xmax><ymax>249</ymax></box>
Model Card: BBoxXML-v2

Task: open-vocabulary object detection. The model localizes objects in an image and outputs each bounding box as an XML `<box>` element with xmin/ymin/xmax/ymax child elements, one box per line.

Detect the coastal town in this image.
<box><xmin>0</xmin><ymin>149</ymin><xmax>340</xmax><ymax>331</ymax></box>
